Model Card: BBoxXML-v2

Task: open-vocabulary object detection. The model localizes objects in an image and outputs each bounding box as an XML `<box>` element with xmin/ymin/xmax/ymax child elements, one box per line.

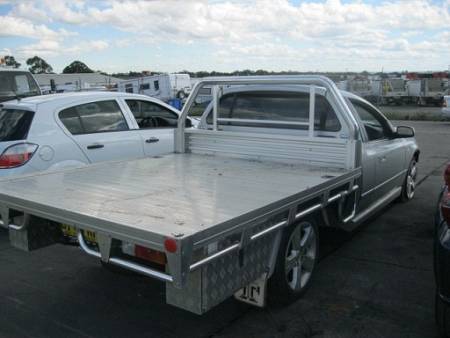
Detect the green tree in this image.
<box><xmin>26</xmin><ymin>56</ymin><xmax>53</xmax><ymax>74</ymax></box>
<box><xmin>3</xmin><ymin>55</ymin><xmax>21</xmax><ymax>68</ymax></box>
<box><xmin>63</xmin><ymin>61</ymin><xmax>94</xmax><ymax>74</ymax></box>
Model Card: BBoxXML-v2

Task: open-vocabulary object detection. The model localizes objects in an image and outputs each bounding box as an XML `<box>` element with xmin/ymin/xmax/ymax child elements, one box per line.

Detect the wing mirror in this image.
<box><xmin>395</xmin><ymin>126</ymin><xmax>415</xmax><ymax>138</ymax></box>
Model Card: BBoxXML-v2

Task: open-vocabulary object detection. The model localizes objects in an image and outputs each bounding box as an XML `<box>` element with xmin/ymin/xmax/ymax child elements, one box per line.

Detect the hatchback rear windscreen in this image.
<box><xmin>0</xmin><ymin>109</ymin><xmax>35</xmax><ymax>142</ymax></box>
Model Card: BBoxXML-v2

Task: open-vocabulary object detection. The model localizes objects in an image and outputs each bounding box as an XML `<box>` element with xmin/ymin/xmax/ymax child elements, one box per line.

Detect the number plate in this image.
<box><xmin>234</xmin><ymin>273</ymin><xmax>267</xmax><ymax>307</ymax></box>
<box><xmin>61</xmin><ymin>224</ymin><xmax>97</xmax><ymax>243</ymax></box>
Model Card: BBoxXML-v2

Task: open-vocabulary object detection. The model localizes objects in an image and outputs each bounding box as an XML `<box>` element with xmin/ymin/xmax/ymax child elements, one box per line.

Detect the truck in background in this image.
<box><xmin>407</xmin><ymin>73</ymin><xmax>449</xmax><ymax>106</ymax></box>
<box><xmin>118</xmin><ymin>73</ymin><xmax>192</xmax><ymax>102</ymax></box>
<box><xmin>0</xmin><ymin>68</ymin><xmax>41</xmax><ymax>103</ymax></box>
<box><xmin>371</xmin><ymin>78</ymin><xmax>409</xmax><ymax>105</ymax></box>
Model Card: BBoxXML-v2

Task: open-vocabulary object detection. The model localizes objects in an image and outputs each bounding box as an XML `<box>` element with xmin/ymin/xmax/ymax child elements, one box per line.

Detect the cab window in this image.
<box><xmin>126</xmin><ymin>100</ymin><xmax>179</xmax><ymax>129</ymax></box>
<box><xmin>206</xmin><ymin>91</ymin><xmax>341</xmax><ymax>132</ymax></box>
<box><xmin>348</xmin><ymin>98</ymin><xmax>392</xmax><ymax>141</ymax></box>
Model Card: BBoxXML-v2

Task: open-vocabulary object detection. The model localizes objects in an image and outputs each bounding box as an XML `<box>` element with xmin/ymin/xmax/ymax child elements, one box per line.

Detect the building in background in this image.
<box><xmin>34</xmin><ymin>73</ymin><xmax>122</xmax><ymax>93</ymax></box>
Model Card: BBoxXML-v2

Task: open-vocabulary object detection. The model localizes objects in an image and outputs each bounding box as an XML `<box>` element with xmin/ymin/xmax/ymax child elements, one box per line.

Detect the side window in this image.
<box><xmin>126</xmin><ymin>100</ymin><xmax>179</xmax><ymax>129</ymax></box>
<box><xmin>140</xmin><ymin>83</ymin><xmax>150</xmax><ymax>91</ymax></box>
<box><xmin>154</xmin><ymin>81</ymin><xmax>159</xmax><ymax>91</ymax></box>
<box><xmin>125</xmin><ymin>84</ymin><xmax>133</xmax><ymax>93</ymax></box>
<box><xmin>59</xmin><ymin>107</ymin><xmax>83</xmax><ymax>135</ymax></box>
<box><xmin>59</xmin><ymin>100</ymin><xmax>129</xmax><ymax>135</ymax></box>
<box><xmin>206</xmin><ymin>91</ymin><xmax>341</xmax><ymax>132</ymax></box>
<box><xmin>349</xmin><ymin>99</ymin><xmax>391</xmax><ymax>141</ymax></box>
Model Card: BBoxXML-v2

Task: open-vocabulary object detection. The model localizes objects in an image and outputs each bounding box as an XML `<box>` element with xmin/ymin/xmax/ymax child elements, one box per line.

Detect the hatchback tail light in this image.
<box><xmin>0</xmin><ymin>143</ymin><xmax>38</xmax><ymax>169</ymax></box>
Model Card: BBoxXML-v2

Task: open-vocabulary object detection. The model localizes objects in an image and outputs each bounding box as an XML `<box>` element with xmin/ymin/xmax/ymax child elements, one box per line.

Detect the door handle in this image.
<box><xmin>145</xmin><ymin>137</ymin><xmax>159</xmax><ymax>143</ymax></box>
<box><xmin>379</xmin><ymin>156</ymin><xmax>387</xmax><ymax>163</ymax></box>
<box><xmin>87</xmin><ymin>144</ymin><xmax>104</xmax><ymax>150</ymax></box>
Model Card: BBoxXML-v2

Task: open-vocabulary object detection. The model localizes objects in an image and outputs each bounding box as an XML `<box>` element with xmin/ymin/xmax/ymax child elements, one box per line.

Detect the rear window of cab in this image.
<box><xmin>0</xmin><ymin>108</ymin><xmax>35</xmax><ymax>142</ymax></box>
<box><xmin>206</xmin><ymin>91</ymin><xmax>341</xmax><ymax>132</ymax></box>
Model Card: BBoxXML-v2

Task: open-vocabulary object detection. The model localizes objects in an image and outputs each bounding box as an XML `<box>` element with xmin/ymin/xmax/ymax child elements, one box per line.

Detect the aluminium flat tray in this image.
<box><xmin>0</xmin><ymin>154</ymin><xmax>358</xmax><ymax>248</ymax></box>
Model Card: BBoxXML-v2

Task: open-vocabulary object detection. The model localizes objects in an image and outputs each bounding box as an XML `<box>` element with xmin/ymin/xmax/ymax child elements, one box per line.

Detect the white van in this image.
<box><xmin>0</xmin><ymin>69</ymin><xmax>41</xmax><ymax>103</ymax></box>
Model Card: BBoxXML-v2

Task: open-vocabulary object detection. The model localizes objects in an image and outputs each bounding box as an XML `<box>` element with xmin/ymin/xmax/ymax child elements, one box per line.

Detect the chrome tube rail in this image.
<box><xmin>7</xmin><ymin>213</ymin><xmax>30</xmax><ymax>231</ymax></box>
<box><xmin>77</xmin><ymin>232</ymin><xmax>173</xmax><ymax>283</ymax></box>
<box><xmin>8</xmin><ymin>223</ymin><xmax>27</xmax><ymax>231</ymax></box>
<box><xmin>217</xmin><ymin>118</ymin><xmax>310</xmax><ymax>127</ymax></box>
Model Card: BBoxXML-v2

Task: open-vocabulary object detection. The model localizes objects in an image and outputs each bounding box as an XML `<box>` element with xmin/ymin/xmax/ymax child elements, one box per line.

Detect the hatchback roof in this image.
<box><xmin>0</xmin><ymin>91</ymin><xmax>156</xmax><ymax>111</ymax></box>
<box><xmin>8</xmin><ymin>91</ymin><xmax>135</xmax><ymax>105</ymax></box>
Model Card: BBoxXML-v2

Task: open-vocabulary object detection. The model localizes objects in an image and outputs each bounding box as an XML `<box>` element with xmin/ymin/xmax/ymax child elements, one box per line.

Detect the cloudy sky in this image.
<box><xmin>0</xmin><ymin>0</ymin><xmax>449</xmax><ymax>73</ymax></box>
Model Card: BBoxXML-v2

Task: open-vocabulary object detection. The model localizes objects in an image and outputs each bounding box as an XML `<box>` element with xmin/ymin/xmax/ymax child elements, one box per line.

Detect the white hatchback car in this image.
<box><xmin>0</xmin><ymin>91</ymin><xmax>191</xmax><ymax>177</ymax></box>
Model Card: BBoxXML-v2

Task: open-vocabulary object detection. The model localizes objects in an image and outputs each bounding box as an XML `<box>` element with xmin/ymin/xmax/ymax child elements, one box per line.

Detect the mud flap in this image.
<box><xmin>9</xmin><ymin>215</ymin><xmax>61</xmax><ymax>251</ymax></box>
<box><xmin>234</xmin><ymin>273</ymin><xmax>268</xmax><ymax>308</ymax></box>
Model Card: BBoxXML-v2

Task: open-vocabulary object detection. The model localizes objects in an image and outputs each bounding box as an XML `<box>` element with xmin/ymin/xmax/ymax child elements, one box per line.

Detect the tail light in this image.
<box><xmin>440</xmin><ymin>164</ymin><xmax>450</xmax><ymax>224</ymax></box>
<box><xmin>0</xmin><ymin>143</ymin><xmax>38</xmax><ymax>169</ymax></box>
<box><xmin>135</xmin><ymin>245</ymin><xmax>167</xmax><ymax>265</ymax></box>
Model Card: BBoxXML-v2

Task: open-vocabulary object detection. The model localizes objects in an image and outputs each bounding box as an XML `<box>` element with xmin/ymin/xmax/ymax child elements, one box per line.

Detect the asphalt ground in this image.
<box><xmin>0</xmin><ymin>120</ymin><xmax>449</xmax><ymax>338</ymax></box>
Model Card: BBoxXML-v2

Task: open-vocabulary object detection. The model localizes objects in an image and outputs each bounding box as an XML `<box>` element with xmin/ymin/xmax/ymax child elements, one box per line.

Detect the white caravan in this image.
<box><xmin>118</xmin><ymin>74</ymin><xmax>191</xmax><ymax>102</ymax></box>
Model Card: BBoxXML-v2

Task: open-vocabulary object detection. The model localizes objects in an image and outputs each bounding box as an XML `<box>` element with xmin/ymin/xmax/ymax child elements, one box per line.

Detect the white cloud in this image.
<box><xmin>12</xmin><ymin>2</ymin><xmax>50</xmax><ymax>22</ymax></box>
<box><xmin>2</xmin><ymin>0</ymin><xmax>450</xmax><ymax>71</ymax></box>
<box><xmin>17</xmin><ymin>39</ymin><xmax>61</xmax><ymax>57</ymax></box>
<box><xmin>16</xmin><ymin>39</ymin><xmax>109</xmax><ymax>58</ymax></box>
<box><xmin>0</xmin><ymin>16</ymin><xmax>61</xmax><ymax>39</ymax></box>
<box><xmin>66</xmin><ymin>40</ymin><xmax>109</xmax><ymax>54</ymax></box>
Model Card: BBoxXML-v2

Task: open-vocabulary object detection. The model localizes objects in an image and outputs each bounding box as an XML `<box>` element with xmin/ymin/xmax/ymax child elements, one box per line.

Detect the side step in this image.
<box><xmin>344</xmin><ymin>186</ymin><xmax>402</xmax><ymax>231</ymax></box>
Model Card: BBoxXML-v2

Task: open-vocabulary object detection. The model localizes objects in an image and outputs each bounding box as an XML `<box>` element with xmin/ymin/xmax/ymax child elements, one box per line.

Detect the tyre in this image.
<box><xmin>436</xmin><ymin>292</ymin><xmax>450</xmax><ymax>338</ymax></box>
<box><xmin>268</xmin><ymin>218</ymin><xmax>319</xmax><ymax>305</ymax></box>
<box><xmin>400</xmin><ymin>157</ymin><xmax>418</xmax><ymax>202</ymax></box>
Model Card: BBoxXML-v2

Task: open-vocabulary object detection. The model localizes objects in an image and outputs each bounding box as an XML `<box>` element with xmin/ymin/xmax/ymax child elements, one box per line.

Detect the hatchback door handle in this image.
<box><xmin>87</xmin><ymin>144</ymin><xmax>104</xmax><ymax>150</ymax></box>
<box><xmin>145</xmin><ymin>137</ymin><xmax>159</xmax><ymax>143</ymax></box>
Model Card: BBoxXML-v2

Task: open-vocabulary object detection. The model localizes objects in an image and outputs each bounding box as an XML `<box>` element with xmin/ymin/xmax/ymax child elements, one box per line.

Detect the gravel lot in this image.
<box><xmin>378</xmin><ymin>105</ymin><xmax>445</xmax><ymax>121</ymax></box>
<box><xmin>1</xmin><ymin>120</ymin><xmax>449</xmax><ymax>338</ymax></box>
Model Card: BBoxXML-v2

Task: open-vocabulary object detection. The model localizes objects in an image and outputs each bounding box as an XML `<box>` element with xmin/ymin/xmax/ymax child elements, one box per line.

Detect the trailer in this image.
<box><xmin>118</xmin><ymin>74</ymin><xmax>191</xmax><ymax>102</ymax></box>
<box><xmin>408</xmin><ymin>78</ymin><xmax>448</xmax><ymax>106</ymax></box>
<box><xmin>374</xmin><ymin>78</ymin><xmax>409</xmax><ymax>105</ymax></box>
<box><xmin>0</xmin><ymin>76</ymin><xmax>419</xmax><ymax>314</ymax></box>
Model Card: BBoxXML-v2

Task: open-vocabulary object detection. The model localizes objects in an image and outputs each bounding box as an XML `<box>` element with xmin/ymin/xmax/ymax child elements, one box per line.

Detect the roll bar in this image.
<box><xmin>175</xmin><ymin>75</ymin><xmax>360</xmax><ymax>153</ymax></box>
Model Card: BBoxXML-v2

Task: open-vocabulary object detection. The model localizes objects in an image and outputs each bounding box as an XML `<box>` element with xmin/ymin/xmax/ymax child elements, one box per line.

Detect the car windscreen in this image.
<box><xmin>0</xmin><ymin>109</ymin><xmax>35</xmax><ymax>142</ymax></box>
<box><xmin>0</xmin><ymin>72</ymin><xmax>41</xmax><ymax>102</ymax></box>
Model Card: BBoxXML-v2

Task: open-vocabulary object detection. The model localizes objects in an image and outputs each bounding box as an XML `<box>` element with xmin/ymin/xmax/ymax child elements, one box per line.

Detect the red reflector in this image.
<box><xmin>134</xmin><ymin>245</ymin><xmax>166</xmax><ymax>265</ymax></box>
<box><xmin>164</xmin><ymin>238</ymin><xmax>177</xmax><ymax>253</ymax></box>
